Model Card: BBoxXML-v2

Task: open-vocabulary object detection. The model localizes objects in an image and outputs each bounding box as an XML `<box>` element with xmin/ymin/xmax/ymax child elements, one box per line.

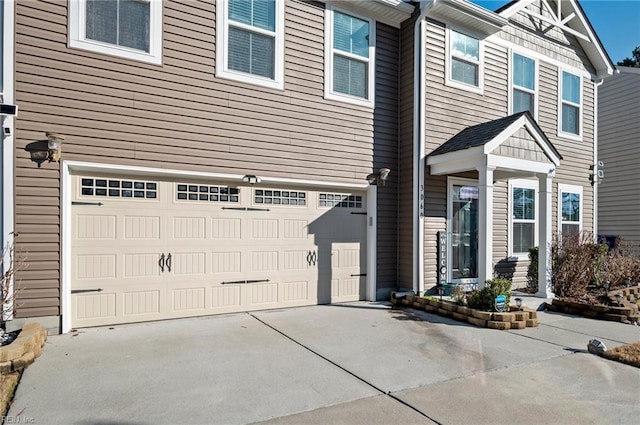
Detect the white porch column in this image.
<box><xmin>536</xmin><ymin>170</ymin><xmax>554</xmax><ymax>298</ymax></box>
<box><xmin>477</xmin><ymin>166</ymin><xmax>495</xmax><ymax>286</ymax></box>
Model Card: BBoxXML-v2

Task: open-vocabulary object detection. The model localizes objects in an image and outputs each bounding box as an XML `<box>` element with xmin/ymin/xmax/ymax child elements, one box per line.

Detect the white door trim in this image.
<box><xmin>61</xmin><ymin>160</ymin><xmax>372</xmax><ymax>332</ymax></box>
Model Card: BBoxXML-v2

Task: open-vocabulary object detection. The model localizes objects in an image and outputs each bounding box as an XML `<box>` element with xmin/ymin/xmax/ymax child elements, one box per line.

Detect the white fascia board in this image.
<box><xmin>498</xmin><ymin>0</ymin><xmax>536</xmax><ymax>18</ymax></box>
<box><xmin>566</xmin><ymin>0</ymin><xmax>614</xmax><ymax>78</ymax></box>
<box><xmin>523</xmin><ymin>121</ymin><xmax>561</xmax><ymax>166</ymax></box>
<box><xmin>323</xmin><ymin>0</ymin><xmax>414</xmax><ymax>28</ymax></box>
<box><xmin>426</xmin><ymin>146</ymin><xmax>484</xmax><ymax>167</ymax></box>
<box><xmin>483</xmin><ymin>116</ymin><xmax>527</xmax><ymax>154</ymax></box>
<box><xmin>487</xmin><ymin>155</ymin><xmax>555</xmax><ymax>175</ymax></box>
<box><xmin>428</xmin><ymin>152</ymin><xmax>486</xmax><ymax>176</ymax></box>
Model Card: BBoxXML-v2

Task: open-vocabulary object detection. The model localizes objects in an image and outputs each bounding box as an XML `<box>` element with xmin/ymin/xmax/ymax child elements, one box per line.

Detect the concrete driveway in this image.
<box><xmin>8</xmin><ymin>303</ymin><xmax>640</xmax><ymax>425</ymax></box>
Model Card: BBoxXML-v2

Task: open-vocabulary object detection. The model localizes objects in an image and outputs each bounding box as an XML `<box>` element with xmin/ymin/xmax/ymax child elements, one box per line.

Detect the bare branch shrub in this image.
<box><xmin>551</xmin><ymin>232</ymin><xmax>608</xmax><ymax>298</ymax></box>
<box><xmin>1</xmin><ymin>233</ymin><xmax>21</xmax><ymax>327</ymax></box>
<box><xmin>601</xmin><ymin>238</ymin><xmax>640</xmax><ymax>287</ymax></box>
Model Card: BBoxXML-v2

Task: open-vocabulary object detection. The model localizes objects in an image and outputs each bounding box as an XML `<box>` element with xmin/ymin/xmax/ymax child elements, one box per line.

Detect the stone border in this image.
<box><xmin>390</xmin><ymin>293</ymin><xmax>539</xmax><ymax>330</ymax></box>
<box><xmin>0</xmin><ymin>323</ymin><xmax>47</xmax><ymax>373</ymax></box>
<box><xmin>547</xmin><ymin>286</ymin><xmax>640</xmax><ymax>324</ymax></box>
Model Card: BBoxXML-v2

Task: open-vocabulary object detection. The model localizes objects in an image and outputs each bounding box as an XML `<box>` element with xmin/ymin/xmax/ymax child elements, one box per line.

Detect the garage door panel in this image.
<box><xmin>71</xmin><ymin>176</ymin><xmax>367</xmax><ymax>327</ymax></box>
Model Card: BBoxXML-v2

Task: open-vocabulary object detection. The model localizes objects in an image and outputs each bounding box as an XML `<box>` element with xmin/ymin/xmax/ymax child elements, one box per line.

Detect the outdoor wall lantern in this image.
<box><xmin>589</xmin><ymin>161</ymin><xmax>604</xmax><ymax>186</ymax></box>
<box><xmin>515</xmin><ymin>297</ymin><xmax>523</xmax><ymax>310</ymax></box>
<box><xmin>242</xmin><ymin>175</ymin><xmax>261</xmax><ymax>185</ymax></box>
<box><xmin>366</xmin><ymin>168</ymin><xmax>391</xmax><ymax>186</ymax></box>
<box><xmin>25</xmin><ymin>132</ymin><xmax>63</xmax><ymax>167</ymax></box>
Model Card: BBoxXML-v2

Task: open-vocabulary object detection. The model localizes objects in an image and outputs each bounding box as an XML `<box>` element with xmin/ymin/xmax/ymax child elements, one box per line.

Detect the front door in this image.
<box><xmin>448</xmin><ymin>179</ymin><xmax>478</xmax><ymax>285</ymax></box>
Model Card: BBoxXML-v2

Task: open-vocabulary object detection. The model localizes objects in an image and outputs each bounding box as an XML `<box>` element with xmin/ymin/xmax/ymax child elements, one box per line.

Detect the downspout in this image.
<box><xmin>412</xmin><ymin>1</ymin><xmax>433</xmax><ymax>295</ymax></box>
<box><xmin>593</xmin><ymin>77</ymin><xmax>604</xmax><ymax>241</ymax></box>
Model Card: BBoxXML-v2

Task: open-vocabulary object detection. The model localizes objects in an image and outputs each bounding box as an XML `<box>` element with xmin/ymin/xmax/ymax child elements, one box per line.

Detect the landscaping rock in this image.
<box><xmin>511</xmin><ymin>320</ymin><xmax>527</xmax><ymax>329</ymax></box>
<box><xmin>587</xmin><ymin>339</ymin><xmax>607</xmax><ymax>355</ymax></box>
<box><xmin>471</xmin><ymin>310</ymin><xmax>492</xmax><ymax>321</ymax></box>
<box><xmin>488</xmin><ymin>321</ymin><xmax>511</xmax><ymax>330</ymax></box>
<box><xmin>452</xmin><ymin>312</ymin><xmax>468</xmax><ymax>322</ymax></box>
<box><xmin>467</xmin><ymin>317</ymin><xmax>487</xmax><ymax>327</ymax></box>
<box><xmin>526</xmin><ymin>318</ymin><xmax>539</xmax><ymax>327</ymax></box>
<box><xmin>492</xmin><ymin>312</ymin><xmax>513</xmax><ymax>322</ymax></box>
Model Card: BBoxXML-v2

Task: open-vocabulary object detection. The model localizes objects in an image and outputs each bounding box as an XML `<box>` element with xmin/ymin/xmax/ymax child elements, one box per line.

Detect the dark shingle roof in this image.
<box><xmin>428</xmin><ymin>111</ymin><xmax>561</xmax><ymax>160</ymax></box>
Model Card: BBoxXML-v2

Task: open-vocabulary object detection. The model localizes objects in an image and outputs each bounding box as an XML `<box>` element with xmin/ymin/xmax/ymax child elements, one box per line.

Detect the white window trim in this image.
<box><xmin>215</xmin><ymin>0</ymin><xmax>285</xmax><ymax>90</ymax></box>
<box><xmin>445</xmin><ymin>26</ymin><xmax>484</xmax><ymax>95</ymax></box>
<box><xmin>68</xmin><ymin>0</ymin><xmax>163</xmax><ymax>65</ymax></box>
<box><xmin>557</xmin><ymin>183</ymin><xmax>583</xmax><ymax>236</ymax></box>
<box><xmin>324</xmin><ymin>5</ymin><xmax>375</xmax><ymax>108</ymax></box>
<box><xmin>558</xmin><ymin>68</ymin><xmax>583</xmax><ymax>141</ymax></box>
<box><xmin>509</xmin><ymin>50</ymin><xmax>538</xmax><ymax>119</ymax></box>
<box><xmin>508</xmin><ymin>179</ymin><xmax>538</xmax><ymax>257</ymax></box>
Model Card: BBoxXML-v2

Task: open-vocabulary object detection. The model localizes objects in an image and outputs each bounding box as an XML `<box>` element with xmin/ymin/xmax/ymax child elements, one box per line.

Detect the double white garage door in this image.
<box><xmin>70</xmin><ymin>174</ymin><xmax>367</xmax><ymax>328</ymax></box>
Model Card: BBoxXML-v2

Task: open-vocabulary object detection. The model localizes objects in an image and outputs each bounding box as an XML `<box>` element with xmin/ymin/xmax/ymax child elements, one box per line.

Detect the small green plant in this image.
<box><xmin>466</xmin><ymin>278</ymin><xmax>512</xmax><ymax>311</ymax></box>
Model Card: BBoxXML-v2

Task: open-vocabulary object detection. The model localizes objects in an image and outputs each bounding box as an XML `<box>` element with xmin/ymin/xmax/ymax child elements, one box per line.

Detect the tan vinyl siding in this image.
<box><xmin>598</xmin><ymin>68</ymin><xmax>640</xmax><ymax>253</ymax></box>
<box><xmin>422</xmin><ymin>6</ymin><xmax>597</xmax><ymax>289</ymax></box>
<box><xmin>374</xmin><ymin>22</ymin><xmax>400</xmax><ymax>293</ymax></box>
<box><xmin>13</xmin><ymin>0</ymin><xmax>401</xmax><ymax>316</ymax></box>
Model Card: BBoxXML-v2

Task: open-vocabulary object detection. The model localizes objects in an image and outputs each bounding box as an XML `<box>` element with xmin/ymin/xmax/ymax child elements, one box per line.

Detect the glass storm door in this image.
<box><xmin>450</xmin><ymin>183</ymin><xmax>479</xmax><ymax>284</ymax></box>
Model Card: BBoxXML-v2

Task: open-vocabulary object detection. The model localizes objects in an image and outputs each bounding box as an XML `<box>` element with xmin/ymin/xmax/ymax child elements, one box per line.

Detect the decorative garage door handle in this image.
<box><xmin>166</xmin><ymin>253</ymin><xmax>172</xmax><ymax>272</ymax></box>
<box><xmin>307</xmin><ymin>251</ymin><xmax>317</xmax><ymax>266</ymax></box>
<box><xmin>159</xmin><ymin>253</ymin><xmax>165</xmax><ymax>272</ymax></box>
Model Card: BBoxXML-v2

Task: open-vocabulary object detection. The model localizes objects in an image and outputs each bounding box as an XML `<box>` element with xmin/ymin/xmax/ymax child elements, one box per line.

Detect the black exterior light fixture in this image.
<box><xmin>515</xmin><ymin>297</ymin><xmax>523</xmax><ymax>310</ymax></box>
<box><xmin>437</xmin><ymin>285</ymin><xmax>444</xmax><ymax>302</ymax></box>
<box><xmin>366</xmin><ymin>168</ymin><xmax>391</xmax><ymax>186</ymax></box>
<box><xmin>25</xmin><ymin>132</ymin><xmax>63</xmax><ymax>167</ymax></box>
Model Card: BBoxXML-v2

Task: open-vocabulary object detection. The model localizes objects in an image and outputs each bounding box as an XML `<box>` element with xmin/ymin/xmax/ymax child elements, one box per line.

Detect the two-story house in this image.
<box><xmin>397</xmin><ymin>0</ymin><xmax>613</xmax><ymax>298</ymax></box>
<box><xmin>2</xmin><ymin>0</ymin><xmax>614</xmax><ymax>334</ymax></box>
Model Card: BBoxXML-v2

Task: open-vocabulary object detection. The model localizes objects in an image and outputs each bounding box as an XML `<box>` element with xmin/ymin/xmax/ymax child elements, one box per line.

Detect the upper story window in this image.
<box><xmin>325</xmin><ymin>7</ymin><xmax>375</xmax><ymax>107</ymax></box>
<box><xmin>216</xmin><ymin>0</ymin><xmax>285</xmax><ymax>90</ymax></box>
<box><xmin>69</xmin><ymin>0</ymin><xmax>163</xmax><ymax>65</ymax></box>
<box><xmin>447</xmin><ymin>28</ymin><xmax>482</xmax><ymax>93</ymax></box>
<box><xmin>560</xmin><ymin>70</ymin><xmax>582</xmax><ymax>138</ymax></box>
<box><xmin>509</xmin><ymin>180</ymin><xmax>538</xmax><ymax>256</ymax></box>
<box><xmin>558</xmin><ymin>183</ymin><xmax>582</xmax><ymax>237</ymax></box>
<box><xmin>512</xmin><ymin>53</ymin><xmax>537</xmax><ymax>117</ymax></box>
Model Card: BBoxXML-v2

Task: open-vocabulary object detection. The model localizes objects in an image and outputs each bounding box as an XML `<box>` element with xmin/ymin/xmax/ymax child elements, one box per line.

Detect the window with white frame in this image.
<box><xmin>510</xmin><ymin>180</ymin><xmax>538</xmax><ymax>255</ymax></box>
<box><xmin>512</xmin><ymin>53</ymin><xmax>536</xmax><ymax>116</ymax></box>
<box><xmin>560</xmin><ymin>70</ymin><xmax>581</xmax><ymax>136</ymax></box>
<box><xmin>447</xmin><ymin>29</ymin><xmax>482</xmax><ymax>91</ymax></box>
<box><xmin>325</xmin><ymin>7</ymin><xmax>375</xmax><ymax>107</ymax></box>
<box><xmin>558</xmin><ymin>184</ymin><xmax>582</xmax><ymax>236</ymax></box>
<box><xmin>509</xmin><ymin>180</ymin><xmax>538</xmax><ymax>255</ymax></box>
<box><xmin>69</xmin><ymin>0</ymin><xmax>163</xmax><ymax>65</ymax></box>
<box><xmin>216</xmin><ymin>0</ymin><xmax>284</xmax><ymax>90</ymax></box>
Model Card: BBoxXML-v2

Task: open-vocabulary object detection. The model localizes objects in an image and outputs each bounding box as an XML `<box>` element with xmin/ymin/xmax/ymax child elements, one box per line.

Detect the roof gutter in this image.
<box><xmin>413</xmin><ymin>1</ymin><xmax>434</xmax><ymax>295</ymax></box>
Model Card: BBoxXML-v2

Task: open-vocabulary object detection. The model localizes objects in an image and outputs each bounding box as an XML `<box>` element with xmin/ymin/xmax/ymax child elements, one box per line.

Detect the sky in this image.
<box><xmin>469</xmin><ymin>0</ymin><xmax>640</xmax><ymax>65</ymax></box>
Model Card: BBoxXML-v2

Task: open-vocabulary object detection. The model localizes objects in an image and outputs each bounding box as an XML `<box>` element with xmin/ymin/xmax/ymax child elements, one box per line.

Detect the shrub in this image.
<box><xmin>527</xmin><ymin>246</ymin><xmax>538</xmax><ymax>290</ymax></box>
<box><xmin>551</xmin><ymin>232</ymin><xmax>608</xmax><ymax>298</ymax></box>
<box><xmin>466</xmin><ymin>278</ymin><xmax>512</xmax><ymax>311</ymax></box>
<box><xmin>601</xmin><ymin>239</ymin><xmax>640</xmax><ymax>287</ymax></box>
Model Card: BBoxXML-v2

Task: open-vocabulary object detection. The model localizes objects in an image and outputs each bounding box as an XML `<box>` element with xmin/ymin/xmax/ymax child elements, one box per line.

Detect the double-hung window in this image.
<box><xmin>509</xmin><ymin>180</ymin><xmax>537</xmax><ymax>256</ymax></box>
<box><xmin>325</xmin><ymin>7</ymin><xmax>375</xmax><ymax>107</ymax></box>
<box><xmin>512</xmin><ymin>53</ymin><xmax>536</xmax><ymax>116</ymax></box>
<box><xmin>69</xmin><ymin>0</ymin><xmax>163</xmax><ymax>65</ymax></box>
<box><xmin>558</xmin><ymin>184</ymin><xmax>582</xmax><ymax>236</ymax></box>
<box><xmin>216</xmin><ymin>0</ymin><xmax>284</xmax><ymax>90</ymax></box>
<box><xmin>560</xmin><ymin>70</ymin><xmax>582</xmax><ymax>137</ymax></box>
<box><xmin>447</xmin><ymin>28</ymin><xmax>482</xmax><ymax>92</ymax></box>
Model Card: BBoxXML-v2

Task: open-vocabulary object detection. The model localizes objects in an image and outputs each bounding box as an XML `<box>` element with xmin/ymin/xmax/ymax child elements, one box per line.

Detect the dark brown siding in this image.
<box><xmin>13</xmin><ymin>0</ymin><xmax>402</xmax><ymax>316</ymax></box>
<box><xmin>397</xmin><ymin>12</ymin><xmax>418</xmax><ymax>290</ymax></box>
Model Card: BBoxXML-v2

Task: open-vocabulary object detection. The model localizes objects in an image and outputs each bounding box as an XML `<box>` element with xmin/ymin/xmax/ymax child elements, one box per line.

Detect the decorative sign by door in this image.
<box><xmin>494</xmin><ymin>295</ymin><xmax>506</xmax><ymax>312</ymax></box>
<box><xmin>437</xmin><ymin>231</ymin><xmax>447</xmax><ymax>286</ymax></box>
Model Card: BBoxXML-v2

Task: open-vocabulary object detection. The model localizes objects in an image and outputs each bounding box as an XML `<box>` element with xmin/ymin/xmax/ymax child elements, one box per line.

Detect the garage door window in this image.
<box><xmin>81</xmin><ymin>178</ymin><xmax>157</xmax><ymax>199</ymax></box>
<box><xmin>176</xmin><ymin>184</ymin><xmax>239</xmax><ymax>202</ymax></box>
<box><xmin>254</xmin><ymin>189</ymin><xmax>306</xmax><ymax>205</ymax></box>
<box><xmin>319</xmin><ymin>193</ymin><xmax>362</xmax><ymax>208</ymax></box>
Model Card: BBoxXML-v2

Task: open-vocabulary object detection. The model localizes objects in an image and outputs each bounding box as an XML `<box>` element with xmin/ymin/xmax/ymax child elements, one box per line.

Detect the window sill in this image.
<box><xmin>445</xmin><ymin>79</ymin><xmax>483</xmax><ymax>95</ymax></box>
<box><xmin>216</xmin><ymin>69</ymin><xmax>284</xmax><ymax>91</ymax></box>
<box><xmin>325</xmin><ymin>91</ymin><xmax>374</xmax><ymax>109</ymax></box>
<box><xmin>69</xmin><ymin>39</ymin><xmax>162</xmax><ymax>65</ymax></box>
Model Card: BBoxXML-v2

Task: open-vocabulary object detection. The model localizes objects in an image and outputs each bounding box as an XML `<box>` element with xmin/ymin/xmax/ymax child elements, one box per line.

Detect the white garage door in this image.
<box><xmin>70</xmin><ymin>174</ymin><xmax>367</xmax><ymax>328</ymax></box>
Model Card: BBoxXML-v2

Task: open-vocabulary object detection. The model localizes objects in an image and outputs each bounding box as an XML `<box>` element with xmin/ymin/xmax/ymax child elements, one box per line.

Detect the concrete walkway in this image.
<box><xmin>8</xmin><ymin>303</ymin><xmax>640</xmax><ymax>425</ymax></box>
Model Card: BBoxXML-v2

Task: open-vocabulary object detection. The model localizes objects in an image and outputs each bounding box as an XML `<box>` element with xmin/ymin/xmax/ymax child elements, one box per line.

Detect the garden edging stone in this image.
<box><xmin>0</xmin><ymin>322</ymin><xmax>47</xmax><ymax>373</ymax></box>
